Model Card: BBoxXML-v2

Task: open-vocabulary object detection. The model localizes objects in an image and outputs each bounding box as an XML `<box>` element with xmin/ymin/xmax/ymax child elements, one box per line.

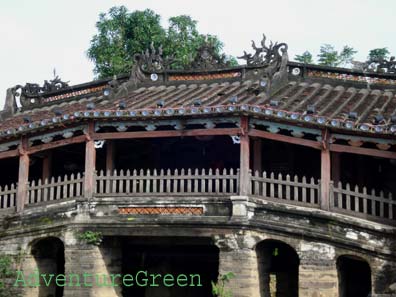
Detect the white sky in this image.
<box><xmin>1</xmin><ymin>0</ymin><xmax>395</xmax><ymax>107</ymax></box>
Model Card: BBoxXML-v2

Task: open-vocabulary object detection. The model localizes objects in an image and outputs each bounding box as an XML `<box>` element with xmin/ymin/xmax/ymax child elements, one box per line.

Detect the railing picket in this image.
<box><xmin>56</xmin><ymin>176</ymin><xmax>61</xmax><ymax>200</ymax></box>
<box><xmin>126</xmin><ymin>170</ymin><xmax>131</xmax><ymax>193</ymax></box>
<box><xmin>286</xmin><ymin>174</ymin><xmax>291</xmax><ymax>200</ymax></box>
<box><xmin>270</xmin><ymin>172</ymin><xmax>275</xmax><ymax>197</ymax></box>
<box><xmin>165</xmin><ymin>169</ymin><xmax>171</xmax><ymax>193</ymax></box>
<box><xmin>389</xmin><ymin>193</ymin><xmax>393</xmax><ymax>220</ymax></box>
<box><xmin>277</xmin><ymin>173</ymin><xmax>283</xmax><ymax>199</ymax></box>
<box><xmin>346</xmin><ymin>183</ymin><xmax>351</xmax><ymax>211</ymax></box>
<box><xmin>119</xmin><ymin>169</ymin><xmax>125</xmax><ymax>194</ymax></box>
<box><xmin>77</xmin><ymin>173</ymin><xmax>82</xmax><ymax>197</ymax></box>
<box><xmin>146</xmin><ymin>169</ymin><xmax>151</xmax><ymax>193</ymax></box>
<box><xmin>310</xmin><ymin>177</ymin><xmax>315</xmax><ymax>204</ymax></box>
<box><xmin>294</xmin><ymin>175</ymin><xmax>299</xmax><ymax>201</ymax></box>
<box><xmin>70</xmin><ymin>174</ymin><xmax>75</xmax><ymax>199</ymax></box>
<box><xmin>10</xmin><ymin>184</ymin><xmax>16</xmax><ymax>207</ymax></box>
<box><xmin>37</xmin><ymin>179</ymin><xmax>43</xmax><ymax>203</ymax></box>
<box><xmin>229</xmin><ymin>168</ymin><xmax>234</xmax><ymax>193</ymax></box>
<box><xmin>208</xmin><ymin>169</ymin><xmax>213</xmax><ymax>193</ymax></box>
<box><xmin>98</xmin><ymin>170</ymin><xmax>104</xmax><ymax>194</ymax></box>
<box><xmin>353</xmin><ymin>185</ymin><xmax>359</xmax><ymax>212</ymax></box>
<box><xmin>222</xmin><ymin>168</ymin><xmax>227</xmax><ymax>193</ymax></box>
<box><xmin>62</xmin><ymin>175</ymin><xmax>68</xmax><ymax>199</ymax></box>
<box><xmin>105</xmin><ymin>170</ymin><xmax>111</xmax><ymax>194</ymax></box>
<box><xmin>159</xmin><ymin>169</ymin><xmax>164</xmax><ymax>193</ymax></box>
<box><xmin>4</xmin><ymin>185</ymin><xmax>9</xmax><ymax>206</ymax></box>
<box><xmin>180</xmin><ymin>169</ymin><xmax>185</xmax><ymax>193</ymax></box>
<box><xmin>370</xmin><ymin>189</ymin><xmax>376</xmax><ymax>216</ymax></box>
<box><xmin>49</xmin><ymin>177</ymin><xmax>55</xmax><ymax>200</ymax></box>
<box><xmin>152</xmin><ymin>169</ymin><xmax>157</xmax><ymax>193</ymax></box>
<box><xmin>215</xmin><ymin>169</ymin><xmax>220</xmax><ymax>193</ymax></box>
<box><xmin>380</xmin><ymin>190</ymin><xmax>385</xmax><ymax>218</ymax></box>
<box><xmin>363</xmin><ymin>187</ymin><xmax>368</xmax><ymax>215</ymax></box>
<box><xmin>139</xmin><ymin>169</ymin><xmax>144</xmax><ymax>193</ymax></box>
<box><xmin>301</xmin><ymin>176</ymin><xmax>307</xmax><ymax>203</ymax></box>
<box><xmin>173</xmin><ymin>169</ymin><xmax>178</xmax><ymax>193</ymax></box>
<box><xmin>187</xmin><ymin>169</ymin><xmax>192</xmax><ymax>193</ymax></box>
<box><xmin>112</xmin><ymin>169</ymin><xmax>118</xmax><ymax>194</ymax></box>
<box><xmin>42</xmin><ymin>178</ymin><xmax>49</xmax><ymax>202</ymax></box>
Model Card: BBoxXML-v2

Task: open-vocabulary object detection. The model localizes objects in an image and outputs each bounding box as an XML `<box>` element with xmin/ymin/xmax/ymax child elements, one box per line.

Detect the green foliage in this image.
<box><xmin>317</xmin><ymin>44</ymin><xmax>357</xmax><ymax>67</ymax></box>
<box><xmin>212</xmin><ymin>272</ymin><xmax>235</xmax><ymax>297</ymax></box>
<box><xmin>88</xmin><ymin>6</ymin><xmax>235</xmax><ymax>78</ymax></box>
<box><xmin>0</xmin><ymin>255</ymin><xmax>20</xmax><ymax>297</ymax></box>
<box><xmin>294</xmin><ymin>51</ymin><xmax>313</xmax><ymax>64</ymax></box>
<box><xmin>368</xmin><ymin>48</ymin><xmax>390</xmax><ymax>61</ymax></box>
<box><xmin>76</xmin><ymin>231</ymin><xmax>103</xmax><ymax>246</ymax></box>
<box><xmin>338</xmin><ymin>45</ymin><xmax>357</xmax><ymax>67</ymax></box>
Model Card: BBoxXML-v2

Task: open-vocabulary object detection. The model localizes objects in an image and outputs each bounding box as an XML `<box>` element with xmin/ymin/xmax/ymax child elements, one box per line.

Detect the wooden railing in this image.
<box><xmin>330</xmin><ymin>181</ymin><xmax>395</xmax><ymax>223</ymax></box>
<box><xmin>27</xmin><ymin>173</ymin><xmax>84</xmax><ymax>205</ymax></box>
<box><xmin>0</xmin><ymin>168</ymin><xmax>395</xmax><ymax>225</ymax></box>
<box><xmin>250</xmin><ymin>171</ymin><xmax>320</xmax><ymax>207</ymax></box>
<box><xmin>0</xmin><ymin>183</ymin><xmax>17</xmax><ymax>209</ymax></box>
<box><xmin>96</xmin><ymin>168</ymin><xmax>239</xmax><ymax>195</ymax></box>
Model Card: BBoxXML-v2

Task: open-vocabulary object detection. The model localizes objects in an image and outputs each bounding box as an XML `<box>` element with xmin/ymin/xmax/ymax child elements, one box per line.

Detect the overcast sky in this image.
<box><xmin>1</xmin><ymin>0</ymin><xmax>395</xmax><ymax>107</ymax></box>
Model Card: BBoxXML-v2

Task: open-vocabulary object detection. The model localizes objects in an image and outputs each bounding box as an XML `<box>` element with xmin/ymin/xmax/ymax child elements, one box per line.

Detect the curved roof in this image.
<box><xmin>1</xmin><ymin>42</ymin><xmax>396</xmax><ymax>142</ymax></box>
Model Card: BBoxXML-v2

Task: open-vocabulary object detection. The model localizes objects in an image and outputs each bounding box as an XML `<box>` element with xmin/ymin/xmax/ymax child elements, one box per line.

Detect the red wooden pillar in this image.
<box><xmin>239</xmin><ymin>117</ymin><xmax>250</xmax><ymax>196</ymax></box>
<box><xmin>84</xmin><ymin>123</ymin><xmax>96</xmax><ymax>199</ymax></box>
<box><xmin>16</xmin><ymin>138</ymin><xmax>29</xmax><ymax>212</ymax></box>
<box><xmin>106</xmin><ymin>140</ymin><xmax>115</xmax><ymax>173</ymax></box>
<box><xmin>253</xmin><ymin>138</ymin><xmax>262</xmax><ymax>174</ymax></box>
<box><xmin>42</xmin><ymin>151</ymin><xmax>52</xmax><ymax>181</ymax></box>
<box><xmin>320</xmin><ymin>130</ymin><xmax>331</xmax><ymax>210</ymax></box>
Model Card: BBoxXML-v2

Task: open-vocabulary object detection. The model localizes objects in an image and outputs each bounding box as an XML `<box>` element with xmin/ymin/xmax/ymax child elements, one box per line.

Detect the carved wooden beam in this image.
<box><xmin>0</xmin><ymin>149</ymin><xmax>19</xmax><ymax>160</ymax></box>
<box><xmin>329</xmin><ymin>143</ymin><xmax>396</xmax><ymax>159</ymax></box>
<box><xmin>92</xmin><ymin>128</ymin><xmax>241</xmax><ymax>140</ymax></box>
<box><xmin>248</xmin><ymin>129</ymin><xmax>322</xmax><ymax>150</ymax></box>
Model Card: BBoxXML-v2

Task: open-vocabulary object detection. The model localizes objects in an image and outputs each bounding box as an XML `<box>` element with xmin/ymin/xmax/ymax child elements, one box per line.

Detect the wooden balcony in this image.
<box><xmin>0</xmin><ymin>168</ymin><xmax>395</xmax><ymax>225</ymax></box>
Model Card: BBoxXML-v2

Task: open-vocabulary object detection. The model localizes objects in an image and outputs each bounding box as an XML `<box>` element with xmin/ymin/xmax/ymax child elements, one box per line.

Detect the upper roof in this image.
<box><xmin>1</xmin><ymin>35</ymin><xmax>396</xmax><ymax>142</ymax></box>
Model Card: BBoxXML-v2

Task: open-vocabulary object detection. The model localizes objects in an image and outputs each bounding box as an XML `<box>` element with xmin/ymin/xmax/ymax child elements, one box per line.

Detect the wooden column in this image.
<box><xmin>320</xmin><ymin>130</ymin><xmax>331</xmax><ymax>211</ymax></box>
<box><xmin>106</xmin><ymin>140</ymin><xmax>115</xmax><ymax>172</ymax></box>
<box><xmin>253</xmin><ymin>138</ymin><xmax>262</xmax><ymax>174</ymax></box>
<box><xmin>16</xmin><ymin>138</ymin><xmax>29</xmax><ymax>212</ymax></box>
<box><xmin>84</xmin><ymin>123</ymin><xmax>96</xmax><ymax>199</ymax></box>
<box><xmin>239</xmin><ymin>117</ymin><xmax>250</xmax><ymax>196</ymax></box>
<box><xmin>42</xmin><ymin>151</ymin><xmax>52</xmax><ymax>181</ymax></box>
<box><xmin>331</xmin><ymin>152</ymin><xmax>341</xmax><ymax>184</ymax></box>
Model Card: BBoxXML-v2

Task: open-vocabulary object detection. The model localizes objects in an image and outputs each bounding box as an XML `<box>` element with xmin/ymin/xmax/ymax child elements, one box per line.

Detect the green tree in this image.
<box><xmin>368</xmin><ymin>48</ymin><xmax>390</xmax><ymax>61</ymax></box>
<box><xmin>317</xmin><ymin>44</ymin><xmax>339</xmax><ymax>67</ymax></box>
<box><xmin>317</xmin><ymin>44</ymin><xmax>357</xmax><ymax>67</ymax></box>
<box><xmin>294</xmin><ymin>51</ymin><xmax>313</xmax><ymax>64</ymax></box>
<box><xmin>87</xmin><ymin>7</ymin><xmax>166</xmax><ymax>78</ymax></box>
<box><xmin>338</xmin><ymin>45</ymin><xmax>357</xmax><ymax>67</ymax></box>
<box><xmin>87</xmin><ymin>6</ymin><xmax>236</xmax><ymax>78</ymax></box>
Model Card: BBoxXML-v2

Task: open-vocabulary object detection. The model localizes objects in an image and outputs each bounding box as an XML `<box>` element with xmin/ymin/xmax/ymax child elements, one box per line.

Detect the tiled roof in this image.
<box><xmin>1</xmin><ymin>63</ymin><xmax>396</xmax><ymax>140</ymax></box>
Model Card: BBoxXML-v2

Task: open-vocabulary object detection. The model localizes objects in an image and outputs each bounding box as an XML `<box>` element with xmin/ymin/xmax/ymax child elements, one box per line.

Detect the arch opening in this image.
<box><xmin>337</xmin><ymin>255</ymin><xmax>371</xmax><ymax>297</ymax></box>
<box><xmin>256</xmin><ymin>240</ymin><xmax>299</xmax><ymax>297</ymax></box>
<box><xmin>31</xmin><ymin>237</ymin><xmax>65</xmax><ymax>297</ymax></box>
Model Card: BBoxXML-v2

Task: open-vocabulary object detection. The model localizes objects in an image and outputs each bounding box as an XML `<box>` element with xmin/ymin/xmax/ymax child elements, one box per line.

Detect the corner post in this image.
<box><xmin>84</xmin><ymin>122</ymin><xmax>96</xmax><ymax>199</ymax></box>
<box><xmin>16</xmin><ymin>137</ymin><xmax>29</xmax><ymax>212</ymax></box>
<box><xmin>320</xmin><ymin>129</ymin><xmax>331</xmax><ymax>211</ymax></box>
<box><xmin>239</xmin><ymin>116</ymin><xmax>250</xmax><ymax>196</ymax></box>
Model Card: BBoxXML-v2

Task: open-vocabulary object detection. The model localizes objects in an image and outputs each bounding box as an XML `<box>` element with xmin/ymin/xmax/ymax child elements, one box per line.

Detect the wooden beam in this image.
<box><xmin>27</xmin><ymin>135</ymin><xmax>87</xmax><ymax>155</ymax></box>
<box><xmin>248</xmin><ymin>129</ymin><xmax>322</xmax><ymax>150</ymax></box>
<box><xmin>93</xmin><ymin>128</ymin><xmax>241</xmax><ymax>140</ymax></box>
<box><xmin>42</xmin><ymin>151</ymin><xmax>52</xmax><ymax>181</ymax></box>
<box><xmin>253</xmin><ymin>138</ymin><xmax>262</xmax><ymax>174</ymax></box>
<box><xmin>330</xmin><ymin>143</ymin><xmax>396</xmax><ymax>159</ymax></box>
<box><xmin>84</xmin><ymin>123</ymin><xmax>96</xmax><ymax>199</ymax></box>
<box><xmin>0</xmin><ymin>149</ymin><xmax>19</xmax><ymax>160</ymax></box>
<box><xmin>16</xmin><ymin>138</ymin><xmax>29</xmax><ymax>212</ymax></box>
<box><xmin>239</xmin><ymin>117</ymin><xmax>250</xmax><ymax>196</ymax></box>
<box><xmin>106</xmin><ymin>140</ymin><xmax>115</xmax><ymax>172</ymax></box>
